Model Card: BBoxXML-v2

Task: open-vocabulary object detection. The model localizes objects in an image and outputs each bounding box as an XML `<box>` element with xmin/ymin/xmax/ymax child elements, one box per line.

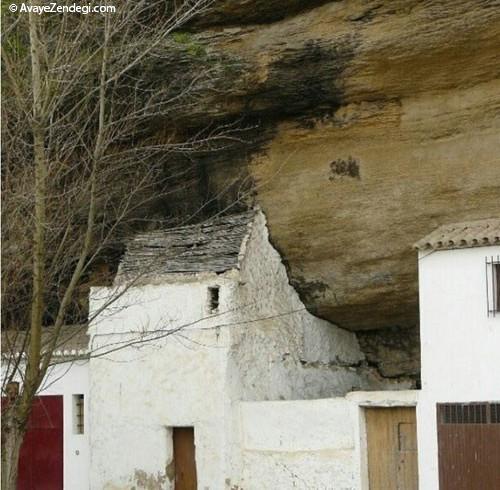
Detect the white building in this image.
<box><xmin>4</xmin><ymin>215</ymin><xmax>500</xmax><ymax>489</ymax></box>
<box><xmin>88</xmin><ymin>209</ymin><xmax>399</xmax><ymax>489</ymax></box>
<box><xmin>8</xmin><ymin>216</ymin><xmax>500</xmax><ymax>490</ymax></box>
<box><xmin>1</xmin><ymin>327</ymin><xmax>90</xmax><ymax>490</ymax></box>
<box><xmin>415</xmin><ymin>218</ymin><xmax>500</xmax><ymax>490</ymax></box>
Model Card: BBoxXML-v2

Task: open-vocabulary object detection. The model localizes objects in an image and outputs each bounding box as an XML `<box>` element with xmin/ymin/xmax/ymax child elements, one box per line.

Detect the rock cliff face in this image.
<box><xmin>165</xmin><ymin>0</ymin><xmax>500</xmax><ymax>376</ymax></box>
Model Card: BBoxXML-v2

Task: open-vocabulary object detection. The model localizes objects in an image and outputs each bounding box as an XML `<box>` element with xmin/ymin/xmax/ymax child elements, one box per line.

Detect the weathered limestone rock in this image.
<box><xmin>250</xmin><ymin>79</ymin><xmax>500</xmax><ymax>330</ymax></box>
<box><xmin>187</xmin><ymin>0</ymin><xmax>500</xmax><ymax>334</ymax></box>
<box><xmin>357</xmin><ymin>326</ymin><xmax>420</xmax><ymax>380</ymax></box>
<box><xmin>193</xmin><ymin>0</ymin><xmax>332</xmax><ymax>26</ymax></box>
<box><xmin>144</xmin><ymin>1</ymin><xmax>500</xmax><ymax>374</ymax></box>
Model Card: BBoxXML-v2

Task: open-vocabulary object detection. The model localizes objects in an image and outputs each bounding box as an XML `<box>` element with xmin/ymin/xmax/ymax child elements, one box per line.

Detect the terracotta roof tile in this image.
<box><xmin>414</xmin><ymin>218</ymin><xmax>500</xmax><ymax>251</ymax></box>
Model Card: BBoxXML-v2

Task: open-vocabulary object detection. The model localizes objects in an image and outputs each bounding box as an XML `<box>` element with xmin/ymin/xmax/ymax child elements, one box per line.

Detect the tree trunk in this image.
<box><xmin>0</xmin><ymin>9</ymin><xmax>49</xmax><ymax>490</ymax></box>
<box><xmin>26</xmin><ymin>3</ymin><xmax>46</xmax><ymax>386</ymax></box>
<box><xmin>1</xmin><ymin>408</ymin><xmax>25</xmax><ymax>490</ymax></box>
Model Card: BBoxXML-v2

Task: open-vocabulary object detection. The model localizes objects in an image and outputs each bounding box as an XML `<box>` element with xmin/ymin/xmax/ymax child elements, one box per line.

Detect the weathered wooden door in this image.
<box><xmin>365</xmin><ymin>407</ymin><xmax>418</xmax><ymax>490</ymax></box>
<box><xmin>173</xmin><ymin>427</ymin><xmax>197</xmax><ymax>490</ymax></box>
<box><xmin>437</xmin><ymin>402</ymin><xmax>500</xmax><ymax>490</ymax></box>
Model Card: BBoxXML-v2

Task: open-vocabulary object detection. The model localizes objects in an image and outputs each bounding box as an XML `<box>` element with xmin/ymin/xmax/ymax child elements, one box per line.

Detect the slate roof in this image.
<box><xmin>116</xmin><ymin>210</ymin><xmax>255</xmax><ymax>281</ymax></box>
<box><xmin>1</xmin><ymin>325</ymin><xmax>89</xmax><ymax>360</ymax></box>
<box><xmin>414</xmin><ymin>218</ymin><xmax>500</xmax><ymax>251</ymax></box>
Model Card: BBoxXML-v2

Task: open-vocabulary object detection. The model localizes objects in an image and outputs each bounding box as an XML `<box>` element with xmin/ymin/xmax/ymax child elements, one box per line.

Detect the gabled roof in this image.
<box><xmin>116</xmin><ymin>210</ymin><xmax>255</xmax><ymax>282</ymax></box>
<box><xmin>1</xmin><ymin>325</ymin><xmax>89</xmax><ymax>361</ymax></box>
<box><xmin>414</xmin><ymin>218</ymin><xmax>500</xmax><ymax>251</ymax></box>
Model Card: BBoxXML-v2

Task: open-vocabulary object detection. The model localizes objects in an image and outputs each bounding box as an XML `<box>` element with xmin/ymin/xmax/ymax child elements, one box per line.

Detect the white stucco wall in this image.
<box><xmin>3</xmin><ymin>360</ymin><xmax>90</xmax><ymax>490</ymax></box>
<box><xmin>238</xmin><ymin>390</ymin><xmax>418</xmax><ymax>490</ymax></box>
<box><xmin>88</xmin><ymin>211</ymin><xmax>396</xmax><ymax>489</ymax></box>
<box><xmin>416</xmin><ymin>245</ymin><xmax>500</xmax><ymax>490</ymax></box>
<box><xmin>89</xmin><ymin>277</ymin><xmax>236</xmax><ymax>489</ymax></box>
<box><xmin>223</xmin><ymin>212</ymin><xmax>407</xmax><ymax>487</ymax></box>
<box><xmin>229</xmin><ymin>212</ymin><xmax>369</xmax><ymax>403</ymax></box>
<box><xmin>239</xmin><ymin>398</ymin><xmax>358</xmax><ymax>490</ymax></box>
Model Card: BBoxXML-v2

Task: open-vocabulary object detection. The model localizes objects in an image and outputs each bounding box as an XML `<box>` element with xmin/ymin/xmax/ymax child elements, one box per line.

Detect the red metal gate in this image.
<box><xmin>437</xmin><ymin>402</ymin><xmax>500</xmax><ymax>490</ymax></box>
<box><xmin>18</xmin><ymin>395</ymin><xmax>64</xmax><ymax>490</ymax></box>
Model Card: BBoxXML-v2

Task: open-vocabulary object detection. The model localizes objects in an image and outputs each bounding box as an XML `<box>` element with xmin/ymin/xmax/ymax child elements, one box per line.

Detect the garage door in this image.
<box><xmin>437</xmin><ymin>402</ymin><xmax>500</xmax><ymax>490</ymax></box>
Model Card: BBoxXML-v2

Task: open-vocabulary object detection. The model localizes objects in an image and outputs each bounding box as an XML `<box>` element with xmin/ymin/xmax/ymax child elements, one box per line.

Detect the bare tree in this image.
<box><xmin>0</xmin><ymin>1</ymin><xmax>249</xmax><ymax>486</ymax></box>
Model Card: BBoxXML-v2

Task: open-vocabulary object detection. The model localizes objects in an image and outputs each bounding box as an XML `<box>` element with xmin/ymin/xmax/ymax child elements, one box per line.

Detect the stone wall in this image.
<box><xmin>228</xmin><ymin>211</ymin><xmax>410</xmax><ymax>403</ymax></box>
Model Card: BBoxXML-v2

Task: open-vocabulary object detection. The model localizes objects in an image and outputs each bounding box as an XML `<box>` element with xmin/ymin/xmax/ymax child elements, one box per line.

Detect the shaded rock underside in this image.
<box><xmin>141</xmin><ymin>0</ymin><xmax>500</xmax><ymax>376</ymax></box>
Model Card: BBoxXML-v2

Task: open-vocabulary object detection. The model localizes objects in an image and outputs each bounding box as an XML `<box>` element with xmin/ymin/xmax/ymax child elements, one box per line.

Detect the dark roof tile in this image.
<box><xmin>116</xmin><ymin>210</ymin><xmax>255</xmax><ymax>281</ymax></box>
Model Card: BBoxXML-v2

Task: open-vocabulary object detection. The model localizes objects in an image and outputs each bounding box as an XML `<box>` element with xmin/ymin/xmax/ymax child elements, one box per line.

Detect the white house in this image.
<box><xmin>1</xmin><ymin>326</ymin><xmax>90</xmax><ymax>490</ymax></box>
<box><xmin>88</xmin><ymin>209</ymin><xmax>401</xmax><ymax>489</ymax></box>
<box><xmin>415</xmin><ymin>218</ymin><xmax>500</xmax><ymax>490</ymax></box>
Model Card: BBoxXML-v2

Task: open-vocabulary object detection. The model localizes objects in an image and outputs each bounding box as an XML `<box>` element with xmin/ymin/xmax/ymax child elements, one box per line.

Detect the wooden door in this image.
<box><xmin>365</xmin><ymin>407</ymin><xmax>418</xmax><ymax>490</ymax></box>
<box><xmin>173</xmin><ymin>427</ymin><xmax>197</xmax><ymax>490</ymax></box>
<box><xmin>437</xmin><ymin>402</ymin><xmax>500</xmax><ymax>490</ymax></box>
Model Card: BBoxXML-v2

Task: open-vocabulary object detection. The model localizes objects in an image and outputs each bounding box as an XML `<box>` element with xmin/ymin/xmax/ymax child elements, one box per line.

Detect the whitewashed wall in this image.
<box><xmin>224</xmin><ymin>212</ymin><xmax>407</xmax><ymax>487</ymax></box>
<box><xmin>3</xmin><ymin>360</ymin><xmax>90</xmax><ymax>490</ymax></box>
<box><xmin>237</xmin><ymin>390</ymin><xmax>418</xmax><ymax>490</ymax></box>
<box><xmin>229</xmin><ymin>211</ymin><xmax>370</xmax><ymax>402</ymax></box>
<box><xmin>88</xmin><ymin>211</ymin><xmax>399</xmax><ymax>489</ymax></box>
<box><xmin>89</xmin><ymin>277</ymin><xmax>236</xmax><ymax>489</ymax></box>
<box><xmin>239</xmin><ymin>398</ymin><xmax>358</xmax><ymax>490</ymax></box>
<box><xmin>417</xmin><ymin>245</ymin><xmax>500</xmax><ymax>490</ymax></box>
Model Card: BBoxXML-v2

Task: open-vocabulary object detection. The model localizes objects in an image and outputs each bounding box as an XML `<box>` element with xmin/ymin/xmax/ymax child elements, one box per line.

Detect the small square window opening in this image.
<box><xmin>208</xmin><ymin>286</ymin><xmax>220</xmax><ymax>313</ymax></box>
